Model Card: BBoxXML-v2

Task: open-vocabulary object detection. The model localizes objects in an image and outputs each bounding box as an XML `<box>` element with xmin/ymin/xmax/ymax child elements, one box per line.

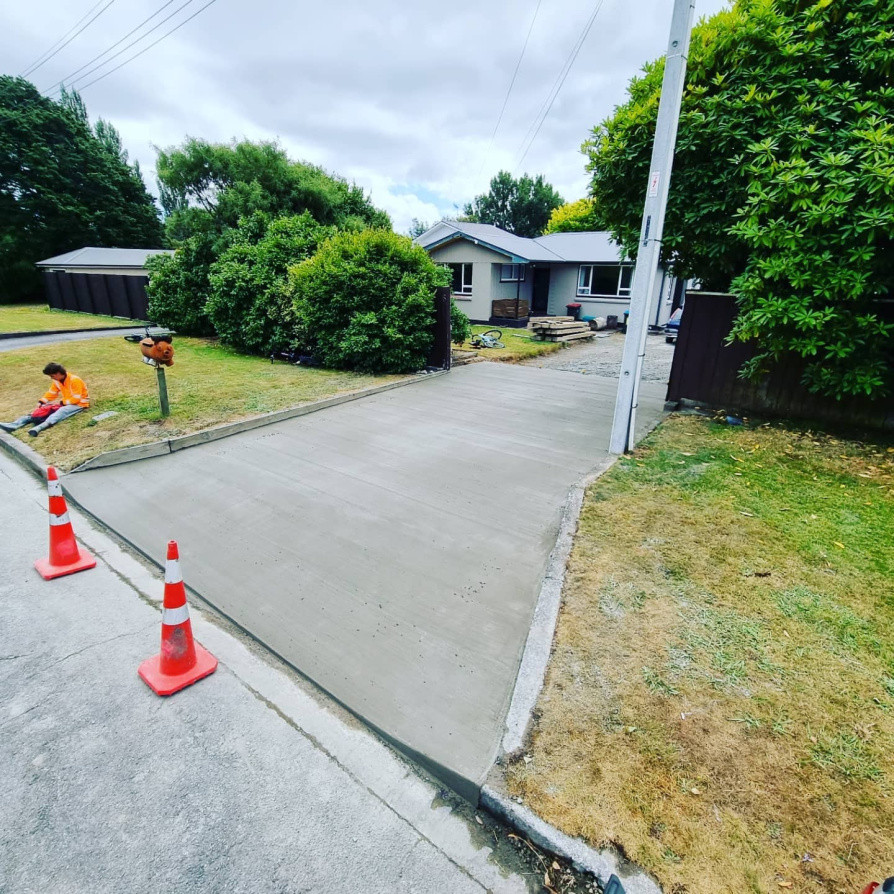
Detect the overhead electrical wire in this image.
<box><xmin>76</xmin><ymin>0</ymin><xmax>221</xmax><ymax>92</ymax></box>
<box><xmin>514</xmin><ymin>0</ymin><xmax>607</xmax><ymax>170</ymax></box>
<box><xmin>19</xmin><ymin>0</ymin><xmax>107</xmax><ymax>76</ymax></box>
<box><xmin>44</xmin><ymin>0</ymin><xmax>181</xmax><ymax>95</ymax></box>
<box><xmin>21</xmin><ymin>0</ymin><xmax>118</xmax><ymax>78</ymax></box>
<box><xmin>477</xmin><ymin>0</ymin><xmax>543</xmax><ymax>179</ymax></box>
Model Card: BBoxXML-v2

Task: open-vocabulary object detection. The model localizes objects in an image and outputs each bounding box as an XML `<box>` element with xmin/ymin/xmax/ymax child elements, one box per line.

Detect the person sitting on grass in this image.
<box><xmin>0</xmin><ymin>363</ymin><xmax>90</xmax><ymax>438</ymax></box>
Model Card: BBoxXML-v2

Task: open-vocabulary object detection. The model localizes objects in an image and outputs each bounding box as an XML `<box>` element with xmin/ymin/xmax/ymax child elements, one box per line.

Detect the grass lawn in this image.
<box><xmin>0</xmin><ymin>336</ymin><xmax>401</xmax><ymax>471</ymax></box>
<box><xmin>0</xmin><ymin>304</ymin><xmax>140</xmax><ymax>333</ymax></box>
<box><xmin>508</xmin><ymin>414</ymin><xmax>894</xmax><ymax>894</ymax></box>
<box><xmin>458</xmin><ymin>325</ymin><xmax>563</xmax><ymax>363</ymax></box>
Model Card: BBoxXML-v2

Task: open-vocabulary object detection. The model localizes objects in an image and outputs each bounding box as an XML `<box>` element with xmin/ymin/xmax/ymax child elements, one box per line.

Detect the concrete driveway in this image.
<box><xmin>64</xmin><ymin>362</ymin><xmax>667</xmax><ymax>798</ymax></box>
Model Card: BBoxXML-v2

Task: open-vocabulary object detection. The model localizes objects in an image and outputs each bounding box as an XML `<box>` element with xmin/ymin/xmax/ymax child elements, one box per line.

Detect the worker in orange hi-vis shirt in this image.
<box><xmin>0</xmin><ymin>362</ymin><xmax>90</xmax><ymax>438</ymax></box>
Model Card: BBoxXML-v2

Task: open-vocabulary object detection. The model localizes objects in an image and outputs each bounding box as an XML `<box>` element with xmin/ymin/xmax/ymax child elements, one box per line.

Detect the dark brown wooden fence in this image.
<box><xmin>667</xmin><ymin>291</ymin><xmax>894</xmax><ymax>430</ymax></box>
<box><xmin>43</xmin><ymin>271</ymin><xmax>150</xmax><ymax>321</ymax></box>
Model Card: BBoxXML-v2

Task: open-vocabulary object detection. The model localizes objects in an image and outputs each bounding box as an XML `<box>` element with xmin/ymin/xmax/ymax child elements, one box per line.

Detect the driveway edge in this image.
<box><xmin>0</xmin><ymin>324</ymin><xmax>138</xmax><ymax>340</ymax></box>
<box><xmin>68</xmin><ymin>370</ymin><xmax>448</xmax><ymax>472</ymax></box>
<box><xmin>480</xmin><ymin>787</ymin><xmax>662</xmax><ymax>894</ymax></box>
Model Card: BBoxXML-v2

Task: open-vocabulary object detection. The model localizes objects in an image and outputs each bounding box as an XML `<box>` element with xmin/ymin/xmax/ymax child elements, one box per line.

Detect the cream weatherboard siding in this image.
<box><xmin>427</xmin><ymin>241</ymin><xmax>511</xmax><ymax>322</ymax></box>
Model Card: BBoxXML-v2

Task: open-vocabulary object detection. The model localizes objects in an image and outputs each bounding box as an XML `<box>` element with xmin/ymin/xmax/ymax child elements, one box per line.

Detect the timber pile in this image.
<box><xmin>529</xmin><ymin>316</ymin><xmax>595</xmax><ymax>343</ymax></box>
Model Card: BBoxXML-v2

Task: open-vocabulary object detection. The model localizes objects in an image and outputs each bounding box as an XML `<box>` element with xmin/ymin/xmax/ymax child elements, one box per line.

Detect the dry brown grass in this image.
<box><xmin>508</xmin><ymin>414</ymin><xmax>894</xmax><ymax>893</ymax></box>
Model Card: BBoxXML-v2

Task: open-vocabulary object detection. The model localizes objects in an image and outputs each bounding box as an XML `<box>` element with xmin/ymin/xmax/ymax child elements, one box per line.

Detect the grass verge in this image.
<box><xmin>458</xmin><ymin>325</ymin><xmax>563</xmax><ymax>363</ymax></box>
<box><xmin>507</xmin><ymin>414</ymin><xmax>894</xmax><ymax>894</ymax></box>
<box><xmin>0</xmin><ymin>336</ymin><xmax>401</xmax><ymax>471</ymax></box>
<box><xmin>0</xmin><ymin>304</ymin><xmax>139</xmax><ymax>332</ymax></box>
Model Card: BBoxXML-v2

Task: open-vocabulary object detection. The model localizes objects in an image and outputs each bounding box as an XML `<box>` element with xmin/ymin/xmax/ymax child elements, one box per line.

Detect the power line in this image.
<box><xmin>478</xmin><ymin>0</ymin><xmax>542</xmax><ymax>179</ymax></box>
<box><xmin>44</xmin><ymin>0</ymin><xmax>181</xmax><ymax>95</ymax></box>
<box><xmin>21</xmin><ymin>0</ymin><xmax>118</xmax><ymax>78</ymax></box>
<box><xmin>19</xmin><ymin>0</ymin><xmax>106</xmax><ymax>76</ymax></box>
<box><xmin>77</xmin><ymin>0</ymin><xmax>221</xmax><ymax>92</ymax></box>
<box><xmin>515</xmin><ymin>0</ymin><xmax>606</xmax><ymax>170</ymax></box>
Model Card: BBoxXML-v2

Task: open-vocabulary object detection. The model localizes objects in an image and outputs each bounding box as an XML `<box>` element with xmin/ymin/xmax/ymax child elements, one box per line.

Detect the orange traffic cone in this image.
<box><xmin>138</xmin><ymin>541</ymin><xmax>217</xmax><ymax>695</ymax></box>
<box><xmin>34</xmin><ymin>467</ymin><xmax>96</xmax><ymax>580</ymax></box>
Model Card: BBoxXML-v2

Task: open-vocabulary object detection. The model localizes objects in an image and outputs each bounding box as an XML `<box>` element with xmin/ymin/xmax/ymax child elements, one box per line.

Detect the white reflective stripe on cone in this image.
<box><xmin>47</xmin><ymin>480</ymin><xmax>63</xmax><ymax>497</ymax></box>
<box><xmin>164</xmin><ymin>559</ymin><xmax>183</xmax><ymax>585</ymax></box>
<box><xmin>161</xmin><ymin>604</ymin><xmax>190</xmax><ymax>626</ymax></box>
<box><xmin>49</xmin><ymin>512</ymin><xmax>70</xmax><ymax>526</ymax></box>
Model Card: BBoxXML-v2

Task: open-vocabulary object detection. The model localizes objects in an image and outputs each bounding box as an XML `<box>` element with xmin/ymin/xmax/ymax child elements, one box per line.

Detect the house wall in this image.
<box><xmin>548</xmin><ymin>263</ymin><xmax>674</xmax><ymax>326</ymax></box>
<box><xmin>427</xmin><ymin>241</ymin><xmax>510</xmax><ymax>322</ymax></box>
<box><xmin>490</xmin><ymin>264</ymin><xmax>533</xmax><ymax>311</ymax></box>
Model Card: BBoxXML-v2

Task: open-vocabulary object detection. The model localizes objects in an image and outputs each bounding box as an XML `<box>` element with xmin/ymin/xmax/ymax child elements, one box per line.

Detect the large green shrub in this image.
<box><xmin>145</xmin><ymin>230</ymin><xmax>217</xmax><ymax>336</ymax></box>
<box><xmin>206</xmin><ymin>213</ymin><xmax>334</xmax><ymax>354</ymax></box>
<box><xmin>290</xmin><ymin>230</ymin><xmax>458</xmax><ymax>374</ymax></box>
<box><xmin>584</xmin><ymin>0</ymin><xmax>894</xmax><ymax>399</ymax></box>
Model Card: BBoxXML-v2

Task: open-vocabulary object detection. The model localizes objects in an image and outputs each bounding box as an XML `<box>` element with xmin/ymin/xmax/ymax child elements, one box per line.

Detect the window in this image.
<box><xmin>577</xmin><ymin>264</ymin><xmax>634</xmax><ymax>297</ymax></box>
<box><xmin>500</xmin><ymin>264</ymin><xmax>525</xmax><ymax>282</ymax></box>
<box><xmin>449</xmin><ymin>263</ymin><xmax>473</xmax><ymax>295</ymax></box>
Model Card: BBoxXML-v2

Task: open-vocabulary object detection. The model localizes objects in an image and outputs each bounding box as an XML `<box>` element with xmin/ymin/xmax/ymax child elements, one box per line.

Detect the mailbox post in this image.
<box><xmin>126</xmin><ymin>331</ymin><xmax>175</xmax><ymax>418</ymax></box>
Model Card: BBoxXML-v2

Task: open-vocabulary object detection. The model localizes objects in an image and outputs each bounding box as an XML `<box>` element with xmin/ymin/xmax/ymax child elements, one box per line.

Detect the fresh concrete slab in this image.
<box><xmin>0</xmin><ymin>454</ymin><xmax>533</xmax><ymax>894</ymax></box>
<box><xmin>63</xmin><ymin>362</ymin><xmax>667</xmax><ymax>798</ymax></box>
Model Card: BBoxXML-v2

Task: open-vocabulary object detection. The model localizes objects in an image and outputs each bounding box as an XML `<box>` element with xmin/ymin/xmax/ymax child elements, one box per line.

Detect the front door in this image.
<box><xmin>532</xmin><ymin>267</ymin><xmax>550</xmax><ymax>315</ymax></box>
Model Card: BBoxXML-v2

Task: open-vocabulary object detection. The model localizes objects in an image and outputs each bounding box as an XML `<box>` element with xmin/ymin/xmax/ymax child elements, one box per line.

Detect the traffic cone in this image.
<box><xmin>138</xmin><ymin>541</ymin><xmax>217</xmax><ymax>695</ymax></box>
<box><xmin>34</xmin><ymin>467</ymin><xmax>96</xmax><ymax>580</ymax></box>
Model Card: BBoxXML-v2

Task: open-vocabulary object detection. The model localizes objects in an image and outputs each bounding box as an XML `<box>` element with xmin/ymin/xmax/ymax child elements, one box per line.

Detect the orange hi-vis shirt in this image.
<box><xmin>42</xmin><ymin>374</ymin><xmax>90</xmax><ymax>407</ymax></box>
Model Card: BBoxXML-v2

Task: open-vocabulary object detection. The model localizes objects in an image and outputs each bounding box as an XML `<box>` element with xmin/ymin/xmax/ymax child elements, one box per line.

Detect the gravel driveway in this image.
<box><xmin>522</xmin><ymin>330</ymin><xmax>675</xmax><ymax>382</ymax></box>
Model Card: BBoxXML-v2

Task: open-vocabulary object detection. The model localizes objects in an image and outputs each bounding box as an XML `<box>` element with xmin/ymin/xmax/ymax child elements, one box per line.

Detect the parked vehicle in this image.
<box><xmin>665</xmin><ymin>307</ymin><xmax>683</xmax><ymax>344</ymax></box>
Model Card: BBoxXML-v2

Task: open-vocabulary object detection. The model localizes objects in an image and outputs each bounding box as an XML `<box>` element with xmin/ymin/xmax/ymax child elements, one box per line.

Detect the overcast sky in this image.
<box><xmin>4</xmin><ymin>0</ymin><xmax>729</xmax><ymax>233</ymax></box>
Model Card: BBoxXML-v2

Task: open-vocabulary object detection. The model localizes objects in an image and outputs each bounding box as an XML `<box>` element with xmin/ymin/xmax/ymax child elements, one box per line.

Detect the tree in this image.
<box><xmin>0</xmin><ymin>78</ymin><xmax>163</xmax><ymax>303</ymax></box>
<box><xmin>584</xmin><ymin>0</ymin><xmax>894</xmax><ymax>399</ymax></box>
<box><xmin>463</xmin><ymin>171</ymin><xmax>563</xmax><ymax>237</ymax></box>
<box><xmin>543</xmin><ymin>198</ymin><xmax>604</xmax><ymax>234</ymax></box>
<box><xmin>156</xmin><ymin>138</ymin><xmax>391</xmax><ymax>239</ymax></box>
<box><xmin>147</xmin><ymin>138</ymin><xmax>392</xmax><ymax>333</ymax></box>
<box><xmin>290</xmin><ymin>230</ymin><xmax>467</xmax><ymax>374</ymax></box>
<box><xmin>408</xmin><ymin>218</ymin><xmax>430</xmax><ymax>239</ymax></box>
<box><xmin>206</xmin><ymin>212</ymin><xmax>335</xmax><ymax>354</ymax></box>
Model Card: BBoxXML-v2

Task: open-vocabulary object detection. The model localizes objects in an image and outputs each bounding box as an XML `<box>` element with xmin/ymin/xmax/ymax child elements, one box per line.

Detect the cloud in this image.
<box><xmin>3</xmin><ymin>0</ymin><xmax>731</xmax><ymax>232</ymax></box>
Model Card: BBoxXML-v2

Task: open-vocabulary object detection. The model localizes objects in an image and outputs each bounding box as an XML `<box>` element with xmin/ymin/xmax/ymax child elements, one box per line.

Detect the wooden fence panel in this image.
<box><xmin>667</xmin><ymin>292</ymin><xmax>894</xmax><ymax>429</ymax></box>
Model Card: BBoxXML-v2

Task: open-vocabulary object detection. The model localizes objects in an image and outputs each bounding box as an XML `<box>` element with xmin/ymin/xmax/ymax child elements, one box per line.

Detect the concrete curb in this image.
<box><xmin>488</xmin><ymin>409</ymin><xmax>672</xmax><ymax>892</ymax></box>
<box><xmin>70</xmin><ymin>370</ymin><xmax>448</xmax><ymax>472</ymax></box>
<box><xmin>0</xmin><ymin>428</ymin><xmax>48</xmax><ymax>478</ymax></box>
<box><xmin>0</xmin><ymin>324</ymin><xmax>139</xmax><ymax>340</ymax></box>
<box><xmin>501</xmin><ymin>456</ymin><xmax>615</xmax><ymax>755</ymax></box>
<box><xmin>481</xmin><ymin>787</ymin><xmax>662</xmax><ymax>894</ymax></box>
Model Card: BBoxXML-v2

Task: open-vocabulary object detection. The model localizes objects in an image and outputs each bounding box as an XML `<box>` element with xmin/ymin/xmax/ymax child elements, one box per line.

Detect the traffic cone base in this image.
<box><xmin>34</xmin><ymin>549</ymin><xmax>96</xmax><ymax>580</ymax></box>
<box><xmin>138</xmin><ymin>642</ymin><xmax>217</xmax><ymax>696</ymax></box>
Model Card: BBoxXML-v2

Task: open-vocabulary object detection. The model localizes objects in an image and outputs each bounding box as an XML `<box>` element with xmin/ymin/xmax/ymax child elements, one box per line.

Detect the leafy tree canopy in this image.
<box><xmin>0</xmin><ymin>77</ymin><xmax>163</xmax><ymax>303</ymax></box>
<box><xmin>584</xmin><ymin>0</ymin><xmax>894</xmax><ymax>398</ymax></box>
<box><xmin>156</xmin><ymin>138</ymin><xmax>391</xmax><ymax>242</ymax></box>
<box><xmin>543</xmin><ymin>198</ymin><xmax>604</xmax><ymax>234</ymax></box>
<box><xmin>463</xmin><ymin>171</ymin><xmax>563</xmax><ymax>237</ymax></box>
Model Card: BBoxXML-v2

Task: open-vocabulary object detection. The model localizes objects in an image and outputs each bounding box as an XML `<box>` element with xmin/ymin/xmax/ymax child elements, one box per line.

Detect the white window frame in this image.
<box><xmin>500</xmin><ymin>264</ymin><xmax>525</xmax><ymax>282</ymax></box>
<box><xmin>577</xmin><ymin>264</ymin><xmax>634</xmax><ymax>298</ymax></box>
<box><xmin>450</xmin><ymin>263</ymin><xmax>473</xmax><ymax>295</ymax></box>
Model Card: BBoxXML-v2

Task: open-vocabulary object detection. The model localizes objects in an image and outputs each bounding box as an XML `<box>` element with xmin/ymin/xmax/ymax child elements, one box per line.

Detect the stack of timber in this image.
<box><xmin>491</xmin><ymin>298</ymin><xmax>530</xmax><ymax>320</ymax></box>
<box><xmin>529</xmin><ymin>316</ymin><xmax>595</xmax><ymax>343</ymax></box>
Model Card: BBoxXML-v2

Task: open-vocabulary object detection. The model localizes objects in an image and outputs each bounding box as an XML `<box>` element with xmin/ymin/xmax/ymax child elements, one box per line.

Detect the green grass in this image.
<box><xmin>457</xmin><ymin>325</ymin><xmax>562</xmax><ymax>362</ymax></box>
<box><xmin>507</xmin><ymin>414</ymin><xmax>894</xmax><ymax>894</ymax></box>
<box><xmin>0</xmin><ymin>336</ymin><xmax>401</xmax><ymax>470</ymax></box>
<box><xmin>0</xmin><ymin>303</ymin><xmax>139</xmax><ymax>332</ymax></box>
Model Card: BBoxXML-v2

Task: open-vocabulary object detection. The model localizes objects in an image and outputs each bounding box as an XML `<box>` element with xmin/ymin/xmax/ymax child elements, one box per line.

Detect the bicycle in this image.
<box><xmin>470</xmin><ymin>329</ymin><xmax>505</xmax><ymax>349</ymax></box>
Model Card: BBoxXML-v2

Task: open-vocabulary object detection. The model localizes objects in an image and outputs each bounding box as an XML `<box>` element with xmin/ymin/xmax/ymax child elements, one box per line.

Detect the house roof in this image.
<box><xmin>415</xmin><ymin>221</ymin><xmax>624</xmax><ymax>264</ymax></box>
<box><xmin>36</xmin><ymin>247</ymin><xmax>173</xmax><ymax>269</ymax></box>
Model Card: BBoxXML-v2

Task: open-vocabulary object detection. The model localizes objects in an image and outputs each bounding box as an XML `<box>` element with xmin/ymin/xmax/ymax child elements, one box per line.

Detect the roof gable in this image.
<box><xmin>415</xmin><ymin>221</ymin><xmax>623</xmax><ymax>264</ymax></box>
